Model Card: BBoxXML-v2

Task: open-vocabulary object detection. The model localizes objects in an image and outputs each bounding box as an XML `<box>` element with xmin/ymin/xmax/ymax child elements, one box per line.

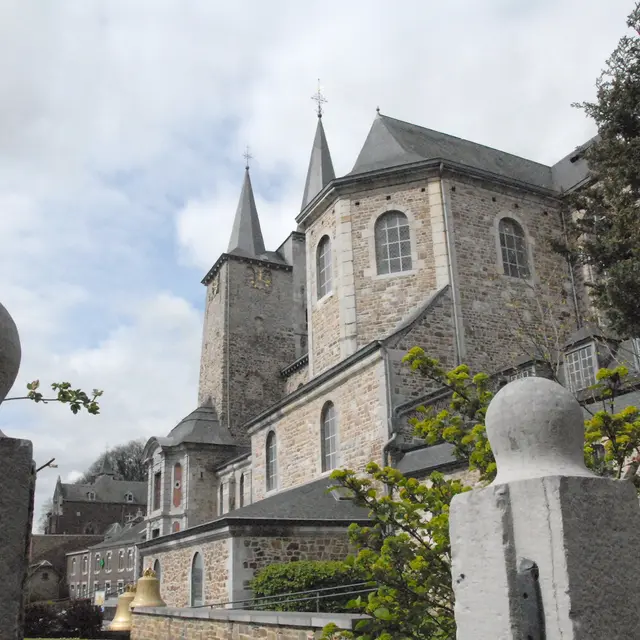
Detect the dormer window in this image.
<box><xmin>124</xmin><ymin>492</ymin><xmax>134</xmax><ymax>503</ymax></box>
<box><xmin>86</xmin><ymin>491</ymin><xmax>96</xmax><ymax>501</ymax></box>
<box><xmin>509</xmin><ymin>364</ymin><xmax>536</xmax><ymax>381</ymax></box>
<box><xmin>565</xmin><ymin>343</ymin><xmax>597</xmax><ymax>392</ymax></box>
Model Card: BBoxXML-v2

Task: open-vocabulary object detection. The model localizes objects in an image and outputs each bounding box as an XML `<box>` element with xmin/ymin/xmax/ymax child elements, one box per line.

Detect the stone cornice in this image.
<box><xmin>296</xmin><ymin>158</ymin><xmax>564</xmax><ymax>230</ymax></box>
<box><xmin>280</xmin><ymin>353</ymin><xmax>309</xmax><ymax>378</ymax></box>
<box><xmin>201</xmin><ymin>253</ymin><xmax>292</xmax><ymax>286</ymax></box>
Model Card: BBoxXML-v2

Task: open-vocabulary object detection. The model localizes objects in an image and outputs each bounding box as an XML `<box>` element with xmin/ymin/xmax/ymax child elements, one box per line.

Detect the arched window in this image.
<box><xmin>86</xmin><ymin>491</ymin><xmax>96</xmax><ymax>501</ymax></box>
<box><xmin>375</xmin><ymin>211</ymin><xmax>412</xmax><ymax>275</ymax></box>
<box><xmin>321</xmin><ymin>402</ymin><xmax>338</xmax><ymax>472</ymax></box>
<box><xmin>239</xmin><ymin>474</ymin><xmax>245</xmax><ymax>508</ymax></box>
<box><xmin>316</xmin><ymin>236</ymin><xmax>332</xmax><ymax>298</ymax></box>
<box><xmin>127</xmin><ymin>550</ymin><xmax>133</xmax><ymax>570</ymax></box>
<box><xmin>498</xmin><ymin>218</ymin><xmax>529</xmax><ymax>278</ymax></box>
<box><xmin>71</xmin><ymin>558</ymin><xmax>76</xmax><ymax>575</ymax></box>
<box><xmin>173</xmin><ymin>463</ymin><xmax>182</xmax><ymax>508</ymax></box>
<box><xmin>118</xmin><ymin>551</ymin><xmax>124</xmax><ymax>571</ymax></box>
<box><xmin>266</xmin><ymin>431</ymin><xmax>278</xmax><ymax>492</ymax></box>
<box><xmin>153</xmin><ymin>559</ymin><xmax>161</xmax><ymax>583</ymax></box>
<box><xmin>190</xmin><ymin>552</ymin><xmax>204</xmax><ymax>607</ymax></box>
<box><xmin>124</xmin><ymin>492</ymin><xmax>134</xmax><ymax>503</ymax></box>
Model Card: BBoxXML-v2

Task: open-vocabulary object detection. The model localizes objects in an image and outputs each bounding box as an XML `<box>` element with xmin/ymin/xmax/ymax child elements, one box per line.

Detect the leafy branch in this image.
<box><xmin>4</xmin><ymin>380</ymin><xmax>103</xmax><ymax>415</ymax></box>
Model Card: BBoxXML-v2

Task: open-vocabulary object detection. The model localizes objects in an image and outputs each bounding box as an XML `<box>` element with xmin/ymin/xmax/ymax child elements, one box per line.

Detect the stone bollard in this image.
<box><xmin>450</xmin><ymin>377</ymin><xmax>640</xmax><ymax>640</ymax></box>
<box><xmin>0</xmin><ymin>301</ymin><xmax>35</xmax><ymax>640</ymax></box>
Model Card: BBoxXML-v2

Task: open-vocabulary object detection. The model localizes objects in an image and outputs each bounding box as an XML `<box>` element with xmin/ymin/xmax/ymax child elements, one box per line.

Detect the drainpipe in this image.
<box><xmin>439</xmin><ymin>163</ymin><xmax>463</xmax><ymax>365</ymax></box>
<box><xmin>380</xmin><ymin>343</ymin><xmax>399</xmax><ymax>497</ymax></box>
<box><xmin>560</xmin><ymin>208</ymin><xmax>582</xmax><ymax>330</ymax></box>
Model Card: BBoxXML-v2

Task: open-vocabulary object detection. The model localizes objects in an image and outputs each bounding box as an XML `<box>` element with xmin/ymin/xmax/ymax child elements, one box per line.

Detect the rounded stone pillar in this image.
<box><xmin>0</xmin><ymin>301</ymin><xmax>21</xmax><ymax>407</ymax></box>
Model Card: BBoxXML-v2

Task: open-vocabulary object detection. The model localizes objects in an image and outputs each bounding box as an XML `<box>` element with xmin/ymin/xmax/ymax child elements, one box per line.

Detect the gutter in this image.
<box><xmin>439</xmin><ymin>163</ymin><xmax>464</xmax><ymax>364</ymax></box>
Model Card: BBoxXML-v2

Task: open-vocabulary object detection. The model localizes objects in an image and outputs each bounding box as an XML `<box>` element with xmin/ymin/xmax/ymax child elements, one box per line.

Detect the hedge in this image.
<box><xmin>24</xmin><ymin>600</ymin><xmax>103</xmax><ymax>638</ymax></box>
<box><xmin>250</xmin><ymin>560</ymin><xmax>370</xmax><ymax>613</ymax></box>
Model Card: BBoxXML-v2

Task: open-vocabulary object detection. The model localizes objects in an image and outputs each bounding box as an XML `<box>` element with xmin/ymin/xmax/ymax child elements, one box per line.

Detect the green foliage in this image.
<box><xmin>75</xmin><ymin>438</ymin><xmax>147</xmax><ymax>484</ymax></box>
<box><xmin>325</xmin><ymin>354</ymin><xmax>640</xmax><ymax>640</ymax></box>
<box><xmin>325</xmin><ymin>465</ymin><xmax>467</xmax><ymax>640</ymax></box>
<box><xmin>5</xmin><ymin>380</ymin><xmax>103</xmax><ymax>415</ymax></box>
<box><xmin>250</xmin><ymin>560</ymin><xmax>368</xmax><ymax>612</ymax></box>
<box><xmin>24</xmin><ymin>601</ymin><xmax>103</xmax><ymax>638</ymax></box>
<box><xmin>557</xmin><ymin>2</ymin><xmax>640</xmax><ymax>337</ymax></box>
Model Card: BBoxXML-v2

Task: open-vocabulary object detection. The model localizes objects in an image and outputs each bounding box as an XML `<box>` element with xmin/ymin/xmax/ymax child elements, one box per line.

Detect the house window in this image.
<box><xmin>42</xmin><ymin>572</ymin><xmax>49</xmax><ymax>581</ymax></box>
<box><xmin>124</xmin><ymin>492</ymin><xmax>134</xmax><ymax>503</ymax></box>
<box><xmin>499</xmin><ymin>218</ymin><xmax>529</xmax><ymax>278</ymax></box>
<box><xmin>153</xmin><ymin>472</ymin><xmax>161</xmax><ymax>511</ymax></box>
<box><xmin>118</xmin><ymin>551</ymin><xmax>124</xmax><ymax>571</ymax></box>
<box><xmin>173</xmin><ymin>463</ymin><xmax>182</xmax><ymax>508</ymax></box>
<box><xmin>94</xmin><ymin>554</ymin><xmax>100</xmax><ymax>573</ymax></box>
<box><xmin>70</xmin><ymin>584</ymin><xmax>75</xmax><ymax>594</ymax></box>
<box><xmin>375</xmin><ymin>211</ymin><xmax>412</xmax><ymax>275</ymax></box>
<box><xmin>93</xmin><ymin>581</ymin><xmax>99</xmax><ymax>593</ymax></box>
<box><xmin>266</xmin><ymin>431</ymin><xmax>277</xmax><ymax>492</ymax></box>
<box><xmin>117</xmin><ymin>580</ymin><xmax>124</xmax><ymax>594</ymax></box>
<box><xmin>82</xmin><ymin>583</ymin><xmax>87</xmax><ymax>597</ymax></box>
<box><xmin>509</xmin><ymin>364</ymin><xmax>536</xmax><ymax>381</ymax></box>
<box><xmin>565</xmin><ymin>344</ymin><xmax>597</xmax><ymax>392</ymax></box>
<box><xmin>106</xmin><ymin>552</ymin><xmax>112</xmax><ymax>572</ymax></box>
<box><xmin>105</xmin><ymin>580</ymin><xmax>111</xmax><ymax>594</ymax></box>
<box><xmin>127</xmin><ymin>550</ymin><xmax>134</xmax><ymax>571</ymax></box>
<box><xmin>82</xmin><ymin>556</ymin><xmax>88</xmax><ymax>575</ymax></box>
<box><xmin>86</xmin><ymin>491</ymin><xmax>96</xmax><ymax>500</ymax></box>
<box><xmin>190</xmin><ymin>552</ymin><xmax>204</xmax><ymax>607</ymax></box>
<box><xmin>321</xmin><ymin>402</ymin><xmax>338</xmax><ymax>472</ymax></box>
<box><xmin>71</xmin><ymin>558</ymin><xmax>76</xmax><ymax>575</ymax></box>
<box><xmin>218</xmin><ymin>483</ymin><xmax>224</xmax><ymax>516</ymax></box>
<box><xmin>172</xmin><ymin>521</ymin><xmax>181</xmax><ymax>533</ymax></box>
<box><xmin>316</xmin><ymin>236</ymin><xmax>332</xmax><ymax>299</ymax></box>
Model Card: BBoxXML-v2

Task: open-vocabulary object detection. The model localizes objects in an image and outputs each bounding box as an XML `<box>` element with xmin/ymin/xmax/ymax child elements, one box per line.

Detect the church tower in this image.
<box><xmin>198</xmin><ymin>164</ymin><xmax>299</xmax><ymax>443</ymax></box>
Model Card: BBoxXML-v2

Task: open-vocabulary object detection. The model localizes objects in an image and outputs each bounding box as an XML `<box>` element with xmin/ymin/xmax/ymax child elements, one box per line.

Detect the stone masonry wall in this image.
<box><xmin>131</xmin><ymin>610</ymin><xmax>362</xmax><ymax>640</ymax></box>
<box><xmin>144</xmin><ymin>537</ymin><xmax>230</xmax><ymax>607</ymax></box>
<box><xmin>251</xmin><ymin>353</ymin><xmax>386</xmax><ymax>502</ymax></box>
<box><xmin>283</xmin><ymin>363</ymin><xmax>309</xmax><ymax>396</ymax></box>
<box><xmin>241</xmin><ymin>534</ymin><xmax>351</xmax><ymax>574</ymax></box>
<box><xmin>308</xmin><ymin>203</ymin><xmax>340</xmax><ymax>375</ymax></box>
<box><xmin>447</xmin><ymin>175</ymin><xmax>575</xmax><ymax>373</ymax></box>
<box><xmin>349</xmin><ymin>180</ymin><xmax>437</xmax><ymax>346</ymax></box>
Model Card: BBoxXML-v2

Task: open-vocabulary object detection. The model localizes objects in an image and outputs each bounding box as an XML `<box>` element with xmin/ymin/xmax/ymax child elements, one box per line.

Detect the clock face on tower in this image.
<box><xmin>248</xmin><ymin>266</ymin><xmax>272</xmax><ymax>290</ymax></box>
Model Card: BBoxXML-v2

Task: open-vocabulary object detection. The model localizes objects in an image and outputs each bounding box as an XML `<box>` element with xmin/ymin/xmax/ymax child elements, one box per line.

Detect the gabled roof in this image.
<box><xmin>89</xmin><ymin>520</ymin><xmax>146</xmax><ymax>550</ymax></box>
<box><xmin>350</xmin><ymin>114</ymin><xmax>556</xmax><ymax>189</ymax></box>
<box><xmin>301</xmin><ymin>116</ymin><xmax>336</xmax><ymax>210</ymax></box>
<box><xmin>59</xmin><ymin>477</ymin><xmax>147</xmax><ymax>505</ymax></box>
<box><xmin>227</xmin><ymin>168</ymin><xmax>266</xmax><ymax>257</ymax></box>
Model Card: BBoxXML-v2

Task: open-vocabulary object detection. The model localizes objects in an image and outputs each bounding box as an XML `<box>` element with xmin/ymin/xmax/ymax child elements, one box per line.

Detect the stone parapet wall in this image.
<box><xmin>131</xmin><ymin>607</ymin><xmax>364</xmax><ymax>640</ymax></box>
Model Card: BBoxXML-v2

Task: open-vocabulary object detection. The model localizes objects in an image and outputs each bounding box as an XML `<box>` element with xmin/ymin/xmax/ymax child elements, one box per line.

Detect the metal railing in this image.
<box><xmin>203</xmin><ymin>581</ymin><xmax>377</xmax><ymax>613</ymax></box>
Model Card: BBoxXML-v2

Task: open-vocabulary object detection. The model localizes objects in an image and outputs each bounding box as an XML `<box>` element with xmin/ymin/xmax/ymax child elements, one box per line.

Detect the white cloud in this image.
<box><xmin>0</xmin><ymin>0</ymin><xmax>633</xmax><ymax>529</ymax></box>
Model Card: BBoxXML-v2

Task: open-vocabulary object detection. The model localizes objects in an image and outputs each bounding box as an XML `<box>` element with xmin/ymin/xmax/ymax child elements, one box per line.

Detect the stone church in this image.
<box><xmin>138</xmin><ymin>107</ymin><xmax>638</xmax><ymax>608</ymax></box>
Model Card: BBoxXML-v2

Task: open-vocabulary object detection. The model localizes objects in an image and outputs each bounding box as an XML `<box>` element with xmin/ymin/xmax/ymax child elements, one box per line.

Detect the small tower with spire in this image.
<box><xmin>197</xmin><ymin>154</ymin><xmax>300</xmax><ymax>442</ymax></box>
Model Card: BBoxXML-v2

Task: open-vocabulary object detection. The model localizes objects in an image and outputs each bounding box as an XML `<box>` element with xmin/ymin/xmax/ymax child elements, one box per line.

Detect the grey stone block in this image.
<box><xmin>0</xmin><ymin>436</ymin><xmax>34</xmax><ymax>640</ymax></box>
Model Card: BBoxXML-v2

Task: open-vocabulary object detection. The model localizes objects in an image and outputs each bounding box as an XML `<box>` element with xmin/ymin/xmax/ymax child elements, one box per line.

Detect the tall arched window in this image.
<box><xmin>173</xmin><ymin>463</ymin><xmax>182</xmax><ymax>508</ymax></box>
<box><xmin>321</xmin><ymin>402</ymin><xmax>338</xmax><ymax>472</ymax></box>
<box><xmin>375</xmin><ymin>211</ymin><xmax>412</xmax><ymax>275</ymax></box>
<box><xmin>266</xmin><ymin>431</ymin><xmax>277</xmax><ymax>492</ymax></box>
<box><xmin>153</xmin><ymin>559</ymin><xmax>161</xmax><ymax>584</ymax></box>
<box><xmin>190</xmin><ymin>552</ymin><xmax>204</xmax><ymax>607</ymax></box>
<box><xmin>498</xmin><ymin>218</ymin><xmax>529</xmax><ymax>278</ymax></box>
<box><xmin>316</xmin><ymin>236</ymin><xmax>332</xmax><ymax>298</ymax></box>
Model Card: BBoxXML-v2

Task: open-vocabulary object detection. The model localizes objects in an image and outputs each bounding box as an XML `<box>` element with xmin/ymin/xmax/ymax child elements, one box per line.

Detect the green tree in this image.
<box><xmin>4</xmin><ymin>380</ymin><xmax>103</xmax><ymax>415</ymax></box>
<box><xmin>558</xmin><ymin>2</ymin><xmax>640</xmax><ymax>337</ymax></box>
<box><xmin>324</xmin><ymin>350</ymin><xmax>640</xmax><ymax>640</ymax></box>
<box><xmin>75</xmin><ymin>439</ymin><xmax>147</xmax><ymax>484</ymax></box>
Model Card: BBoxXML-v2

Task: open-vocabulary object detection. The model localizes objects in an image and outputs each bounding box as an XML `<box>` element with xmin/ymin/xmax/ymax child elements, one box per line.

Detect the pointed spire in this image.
<box><xmin>98</xmin><ymin>456</ymin><xmax>115</xmax><ymax>477</ymax></box>
<box><xmin>301</xmin><ymin>116</ymin><xmax>336</xmax><ymax>210</ymax></box>
<box><xmin>227</xmin><ymin>163</ymin><xmax>266</xmax><ymax>257</ymax></box>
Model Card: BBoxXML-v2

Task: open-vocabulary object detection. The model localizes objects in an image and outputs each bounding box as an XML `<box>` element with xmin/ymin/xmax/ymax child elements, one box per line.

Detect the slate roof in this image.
<box><xmin>89</xmin><ymin>520</ymin><xmax>146</xmax><ymax>551</ymax></box>
<box><xmin>301</xmin><ymin>116</ymin><xmax>336</xmax><ymax>210</ymax></box>
<box><xmin>60</xmin><ymin>475</ymin><xmax>147</xmax><ymax>505</ymax></box>
<box><xmin>350</xmin><ymin>114</ymin><xmax>591</xmax><ymax>193</ymax></box>
<box><xmin>395</xmin><ymin>443</ymin><xmax>462</xmax><ymax>478</ymax></box>
<box><xmin>227</xmin><ymin>168</ymin><xmax>266</xmax><ymax>257</ymax></box>
<box><xmin>223</xmin><ymin>477</ymin><xmax>371</xmax><ymax>523</ymax></box>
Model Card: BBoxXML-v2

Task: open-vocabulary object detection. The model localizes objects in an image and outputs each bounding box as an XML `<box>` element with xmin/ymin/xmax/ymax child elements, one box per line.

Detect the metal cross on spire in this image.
<box><xmin>243</xmin><ymin>146</ymin><xmax>253</xmax><ymax>170</ymax></box>
<box><xmin>311</xmin><ymin>79</ymin><xmax>327</xmax><ymax>118</ymax></box>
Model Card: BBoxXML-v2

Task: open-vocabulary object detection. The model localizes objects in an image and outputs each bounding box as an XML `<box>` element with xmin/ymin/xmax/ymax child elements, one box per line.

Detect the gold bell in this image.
<box><xmin>109</xmin><ymin>584</ymin><xmax>136</xmax><ymax>632</ymax></box>
<box><xmin>130</xmin><ymin>568</ymin><xmax>167</xmax><ymax>609</ymax></box>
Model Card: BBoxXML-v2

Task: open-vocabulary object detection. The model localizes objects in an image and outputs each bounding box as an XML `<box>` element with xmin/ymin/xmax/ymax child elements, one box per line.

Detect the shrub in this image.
<box><xmin>59</xmin><ymin>599</ymin><xmax>103</xmax><ymax>638</ymax></box>
<box><xmin>24</xmin><ymin>602</ymin><xmax>63</xmax><ymax>637</ymax></box>
<box><xmin>250</xmin><ymin>560</ymin><xmax>369</xmax><ymax>613</ymax></box>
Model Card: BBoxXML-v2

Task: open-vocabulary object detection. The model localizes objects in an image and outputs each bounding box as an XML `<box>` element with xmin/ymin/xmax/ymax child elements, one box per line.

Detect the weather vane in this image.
<box><xmin>243</xmin><ymin>146</ymin><xmax>253</xmax><ymax>169</ymax></box>
<box><xmin>311</xmin><ymin>79</ymin><xmax>327</xmax><ymax>118</ymax></box>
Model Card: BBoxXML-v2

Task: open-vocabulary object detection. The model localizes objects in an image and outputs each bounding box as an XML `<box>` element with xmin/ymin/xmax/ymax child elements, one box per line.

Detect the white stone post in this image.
<box><xmin>450</xmin><ymin>377</ymin><xmax>640</xmax><ymax>640</ymax></box>
<box><xmin>0</xmin><ymin>301</ymin><xmax>35</xmax><ymax>640</ymax></box>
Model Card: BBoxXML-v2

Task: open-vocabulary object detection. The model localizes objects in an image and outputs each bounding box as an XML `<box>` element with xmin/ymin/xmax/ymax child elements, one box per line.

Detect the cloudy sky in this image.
<box><xmin>0</xmin><ymin>0</ymin><xmax>633</xmax><ymax>528</ymax></box>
